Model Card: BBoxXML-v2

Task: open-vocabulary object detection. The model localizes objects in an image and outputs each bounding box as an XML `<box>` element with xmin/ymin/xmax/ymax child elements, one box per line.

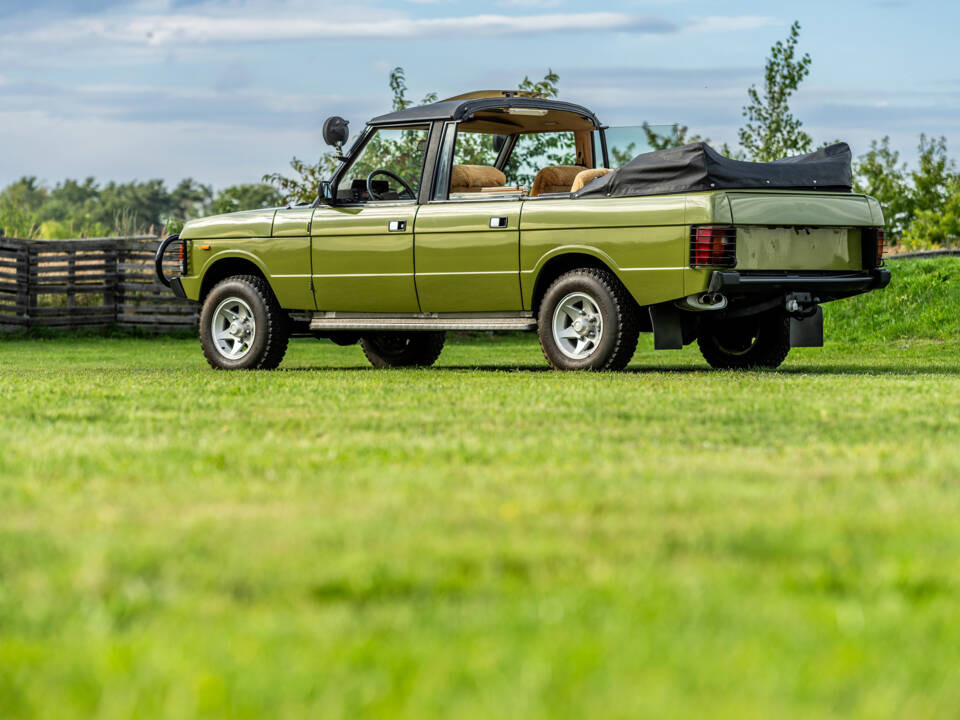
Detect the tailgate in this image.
<box><xmin>726</xmin><ymin>192</ymin><xmax>873</xmax><ymax>271</ymax></box>
<box><xmin>726</xmin><ymin>191</ymin><xmax>873</xmax><ymax>226</ymax></box>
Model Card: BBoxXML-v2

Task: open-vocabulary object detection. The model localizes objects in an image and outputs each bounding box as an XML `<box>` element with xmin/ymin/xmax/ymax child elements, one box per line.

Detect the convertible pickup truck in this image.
<box><xmin>157</xmin><ymin>90</ymin><xmax>890</xmax><ymax>371</ymax></box>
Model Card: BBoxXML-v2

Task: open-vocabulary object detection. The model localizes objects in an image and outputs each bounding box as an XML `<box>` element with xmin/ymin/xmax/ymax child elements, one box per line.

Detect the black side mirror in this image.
<box><xmin>322</xmin><ymin>116</ymin><xmax>350</xmax><ymax>151</ymax></box>
<box><xmin>317</xmin><ymin>180</ymin><xmax>335</xmax><ymax>205</ymax></box>
<box><xmin>492</xmin><ymin>134</ymin><xmax>507</xmax><ymax>154</ymax></box>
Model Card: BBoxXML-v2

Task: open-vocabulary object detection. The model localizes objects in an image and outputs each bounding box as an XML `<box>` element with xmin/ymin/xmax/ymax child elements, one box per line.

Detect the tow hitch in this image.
<box><xmin>784</xmin><ymin>292</ymin><xmax>823</xmax><ymax>347</ymax></box>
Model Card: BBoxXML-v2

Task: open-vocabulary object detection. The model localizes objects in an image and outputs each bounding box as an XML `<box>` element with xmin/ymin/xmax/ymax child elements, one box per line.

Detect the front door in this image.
<box><xmin>311</xmin><ymin>203</ymin><xmax>419</xmax><ymax>312</ymax></box>
<box><xmin>310</xmin><ymin>124</ymin><xmax>430</xmax><ymax>313</ymax></box>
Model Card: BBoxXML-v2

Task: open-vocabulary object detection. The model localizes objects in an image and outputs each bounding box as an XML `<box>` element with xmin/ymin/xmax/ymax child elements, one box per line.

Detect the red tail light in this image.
<box><xmin>690</xmin><ymin>226</ymin><xmax>737</xmax><ymax>268</ymax></box>
<box><xmin>861</xmin><ymin>228</ymin><xmax>885</xmax><ymax>269</ymax></box>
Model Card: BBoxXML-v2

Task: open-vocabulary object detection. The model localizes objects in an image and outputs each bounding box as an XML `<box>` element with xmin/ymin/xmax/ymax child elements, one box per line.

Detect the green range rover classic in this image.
<box><xmin>156</xmin><ymin>90</ymin><xmax>890</xmax><ymax>371</ymax></box>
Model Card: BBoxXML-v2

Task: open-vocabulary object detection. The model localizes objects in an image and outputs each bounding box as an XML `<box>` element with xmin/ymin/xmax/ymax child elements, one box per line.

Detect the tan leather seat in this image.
<box><xmin>530</xmin><ymin>166</ymin><xmax>583</xmax><ymax>197</ymax></box>
<box><xmin>570</xmin><ymin>168</ymin><xmax>612</xmax><ymax>193</ymax></box>
<box><xmin>450</xmin><ymin>165</ymin><xmax>507</xmax><ymax>194</ymax></box>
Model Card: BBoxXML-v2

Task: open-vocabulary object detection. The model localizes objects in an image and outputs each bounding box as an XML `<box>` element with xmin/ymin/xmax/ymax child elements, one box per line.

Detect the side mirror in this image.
<box><xmin>317</xmin><ymin>180</ymin><xmax>335</xmax><ymax>205</ymax></box>
<box><xmin>322</xmin><ymin>116</ymin><xmax>350</xmax><ymax>150</ymax></box>
<box><xmin>492</xmin><ymin>134</ymin><xmax>507</xmax><ymax>154</ymax></box>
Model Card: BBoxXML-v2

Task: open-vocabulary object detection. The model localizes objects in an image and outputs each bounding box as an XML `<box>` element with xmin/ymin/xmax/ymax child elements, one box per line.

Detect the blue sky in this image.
<box><xmin>0</xmin><ymin>0</ymin><xmax>956</xmax><ymax>189</ymax></box>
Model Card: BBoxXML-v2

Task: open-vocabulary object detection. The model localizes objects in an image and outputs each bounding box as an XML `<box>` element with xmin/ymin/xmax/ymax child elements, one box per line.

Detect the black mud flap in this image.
<box><xmin>649</xmin><ymin>303</ymin><xmax>697</xmax><ymax>350</ymax></box>
<box><xmin>790</xmin><ymin>306</ymin><xmax>823</xmax><ymax>347</ymax></box>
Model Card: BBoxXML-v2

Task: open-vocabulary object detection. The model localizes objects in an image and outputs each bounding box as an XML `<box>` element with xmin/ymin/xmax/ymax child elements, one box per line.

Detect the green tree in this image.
<box><xmin>210</xmin><ymin>184</ymin><xmax>285</xmax><ymax>215</ymax></box>
<box><xmin>738</xmin><ymin>21</ymin><xmax>813</xmax><ymax>161</ymax></box>
<box><xmin>853</xmin><ymin>137</ymin><xmax>913</xmax><ymax>237</ymax></box>
<box><xmin>912</xmin><ymin>134</ymin><xmax>956</xmax><ymax>214</ymax></box>
<box><xmin>642</xmin><ymin>123</ymin><xmax>706</xmax><ymax>151</ymax></box>
<box><xmin>902</xmin><ymin>178</ymin><xmax>960</xmax><ymax>248</ymax></box>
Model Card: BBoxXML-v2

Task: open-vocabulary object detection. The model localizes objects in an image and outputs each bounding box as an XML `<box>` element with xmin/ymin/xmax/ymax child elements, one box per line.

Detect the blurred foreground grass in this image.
<box><xmin>2</xmin><ymin>328</ymin><xmax>959</xmax><ymax>718</ymax></box>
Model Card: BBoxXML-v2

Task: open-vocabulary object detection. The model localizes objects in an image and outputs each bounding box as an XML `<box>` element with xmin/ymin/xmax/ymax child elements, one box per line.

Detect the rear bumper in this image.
<box><xmin>708</xmin><ymin>268</ymin><xmax>890</xmax><ymax>297</ymax></box>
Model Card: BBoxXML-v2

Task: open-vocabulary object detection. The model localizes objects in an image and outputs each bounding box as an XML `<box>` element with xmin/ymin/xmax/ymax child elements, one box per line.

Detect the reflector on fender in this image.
<box><xmin>178</xmin><ymin>239</ymin><xmax>189</xmax><ymax>275</ymax></box>
<box><xmin>861</xmin><ymin>228</ymin><xmax>885</xmax><ymax>269</ymax></box>
<box><xmin>689</xmin><ymin>226</ymin><xmax>737</xmax><ymax>268</ymax></box>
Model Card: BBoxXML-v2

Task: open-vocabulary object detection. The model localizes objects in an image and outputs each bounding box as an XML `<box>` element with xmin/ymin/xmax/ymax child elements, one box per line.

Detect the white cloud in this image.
<box><xmin>9</xmin><ymin>11</ymin><xmax>679</xmax><ymax>46</ymax></box>
<box><xmin>497</xmin><ymin>0</ymin><xmax>564</xmax><ymax>8</ymax></box>
<box><xmin>685</xmin><ymin>15</ymin><xmax>779</xmax><ymax>34</ymax></box>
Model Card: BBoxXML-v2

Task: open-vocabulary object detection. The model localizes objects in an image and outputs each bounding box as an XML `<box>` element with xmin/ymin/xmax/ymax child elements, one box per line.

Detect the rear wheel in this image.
<box><xmin>199</xmin><ymin>275</ymin><xmax>289</xmax><ymax>370</ymax></box>
<box><xmin>360</xmin><ymin>332</ymin><xmax>445</xmax><ymax>368</ymax></box>
<box><xmin>697</xmin><ymin>310</ymin><xmax>790</xmax><ymax>369</ymax></box>
<box><xmin>537</xmin><ymin>268</ymin><xmax>639</xmax><ymax>371</ymax></box>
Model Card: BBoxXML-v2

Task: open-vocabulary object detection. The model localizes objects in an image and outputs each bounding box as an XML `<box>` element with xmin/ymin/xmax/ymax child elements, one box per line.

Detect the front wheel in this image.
<box><xmin>360</xmin><ymin>332</ymin><xmax>445</xmax><ymax>368</ymax></box>
<box><xmin>697</xmin><ymin>310</ymin><xmax>790</xmax><ymax>369</ymax></box>
<box><xmin>537</xmin><ymin>268</ymin><xmax>640</xmax><ymax>371</ymax></box>
<box><xmin>199</xmin><ymin>275</ymin><xmax>290</xmax><ymax>370</ymax></box>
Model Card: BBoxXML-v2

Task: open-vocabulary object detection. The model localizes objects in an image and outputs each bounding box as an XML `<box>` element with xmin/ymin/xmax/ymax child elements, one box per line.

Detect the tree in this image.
<box><xmin>738</xmin><ymin>21</ymin><xmax>813</xmax><ymax>161</ymax></box>
<box><xmin>209</xmin><ymin>184</ymin><xmax>285</xmax><ymax>215</ymax></box>
<box><xmin>912</xmin><ymin>134</ymin><xmax>956</xmax><ymax>215</ymax></box>
<box><xmin>262</xmin><ymin>155</ymin><xmax>335</xmax><ymax>206</ymax></box>
<box><xmin>853</xmin><ymin>137</ymin><xmax>912</xmax><ymax>237</ymax></box>
<box><xmin>902</xmin><ymin>177</ymin><xmax>960</xmax><ymax>248</ymax></box>
<box><xmin>642</xmin><ymin>123</ymin><xmax>707</xmax><ymax>151</ymax></box>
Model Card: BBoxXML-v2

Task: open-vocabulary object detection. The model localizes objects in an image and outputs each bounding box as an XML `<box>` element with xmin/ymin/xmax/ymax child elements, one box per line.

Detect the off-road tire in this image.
<box><xmin>537</xmin><ymin>268</ymin><xmax>640</xmax><ymax>371</ymax></box>
<box><xmin>199</xmin><ymin>275</ymin><xmax>290</xmax><ymax>370</ymax></box>
<box><xmin>360</xmin><ymin>332</ymin><xmax>446</xmax><ymax>368</ymax></box>
<box><xmin>697</xmin><ymin>310</ymin><xmax>791</xmax><ymax>370</ymax></box>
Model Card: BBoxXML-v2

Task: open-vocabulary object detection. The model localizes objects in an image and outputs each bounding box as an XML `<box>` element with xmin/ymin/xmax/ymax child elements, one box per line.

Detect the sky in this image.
<box><xmin>0</xmin><ymin>0</ymin><xmax>957</xmax><ymax>190</ymax></box>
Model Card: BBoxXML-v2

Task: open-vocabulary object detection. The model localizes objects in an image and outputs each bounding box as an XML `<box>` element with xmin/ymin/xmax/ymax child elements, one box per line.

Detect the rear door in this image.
<box><xmin>413</xmin><ymin>201</ymin><xmax>522</xmax><ymax>311</ymax></box>
<box><xmin>413</xmin><ymin>122</ymin><xmax>523</xmax><ymax>312</ymax></box>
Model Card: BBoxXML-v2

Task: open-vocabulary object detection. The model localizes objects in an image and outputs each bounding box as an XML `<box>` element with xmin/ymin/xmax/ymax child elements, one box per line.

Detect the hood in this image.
<box><xmin>180</xmin><ymin>208</ymin><xmax>279</xmax><ymax>240</ymax></box>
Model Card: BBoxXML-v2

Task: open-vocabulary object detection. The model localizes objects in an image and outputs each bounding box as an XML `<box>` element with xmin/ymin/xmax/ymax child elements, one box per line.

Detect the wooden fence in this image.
<box><xmin>0</xmin><ymin>236</ymin><xmax>198</xmax><ymax>332</ymax></box>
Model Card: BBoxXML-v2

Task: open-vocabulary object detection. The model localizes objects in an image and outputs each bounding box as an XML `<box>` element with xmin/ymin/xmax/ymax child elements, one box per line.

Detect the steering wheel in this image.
<box><xmin>366</xmin><ymin>169</ymin><xmax>416</xmax><ymax>201</ymax></box>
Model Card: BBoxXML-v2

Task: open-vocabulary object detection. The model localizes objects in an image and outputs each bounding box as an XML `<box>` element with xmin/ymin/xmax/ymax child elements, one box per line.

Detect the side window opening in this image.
<box><xmin>438</xmin><ymin>128</ymin><xmax>517</xmax><ymax>201</ymax></box>
<box><xmin>434</xmin><ymin>127</ymin><xmax>590</xmax><ymax>200</ymax></box>
<box><xmin>504</xmin><ymin>132</ymin><xmax>578</xmax><ymax>188</ymax></box>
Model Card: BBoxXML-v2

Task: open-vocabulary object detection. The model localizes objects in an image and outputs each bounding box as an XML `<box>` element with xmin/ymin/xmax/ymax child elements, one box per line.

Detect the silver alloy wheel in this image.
<box><xmin>211</xmin><ymin>296</ymin><xmax>256</xmax><ymax>360</ymax></box>
<box><xmin>552</xmin><ymin>291</ymin><xmax>604</xmax><ymax>360</ymax></box>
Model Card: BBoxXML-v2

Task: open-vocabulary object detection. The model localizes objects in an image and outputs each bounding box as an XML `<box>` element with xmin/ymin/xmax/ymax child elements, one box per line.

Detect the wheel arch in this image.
<box><xmin>198</xmin><ymin>253</ymin><xmax>271</xmax><ymax>303</ymax></box>
<box><xmin>529</xmin><ymin>249</ymin><xmax>628</xmax><ymax>318</ymax></box>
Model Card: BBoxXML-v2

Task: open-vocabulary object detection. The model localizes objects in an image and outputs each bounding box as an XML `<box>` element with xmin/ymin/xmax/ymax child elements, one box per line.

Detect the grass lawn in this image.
<box><xmin>2</xmin><ymin>259</ymin><xmax>960</xmax><ymax>718</ymax></box>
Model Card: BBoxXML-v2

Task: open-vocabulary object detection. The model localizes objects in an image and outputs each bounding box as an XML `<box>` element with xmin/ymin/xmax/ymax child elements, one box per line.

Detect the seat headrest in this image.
<box><xmin>450</xmin><ymin>165</ymin><xmax>507</xmax><ymax>190</ymax></box>
<box><xmin>570</xmin><ymin>168</ymin><xmax>612</xmax><ymax>193</ymax></box>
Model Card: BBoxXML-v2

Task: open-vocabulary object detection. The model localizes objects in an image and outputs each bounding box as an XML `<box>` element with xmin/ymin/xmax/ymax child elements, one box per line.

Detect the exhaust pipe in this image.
<box><xmin>679</xmin><ymin>292</ymin><xmax>727</xmax><ymax>311</ymax></box>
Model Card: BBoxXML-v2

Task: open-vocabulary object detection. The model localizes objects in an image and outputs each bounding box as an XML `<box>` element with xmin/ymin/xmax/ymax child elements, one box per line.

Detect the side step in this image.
<box><xmin>309</xmin><ymin>315</ymin><xmax>537</xmax><ymax>332</ymax></box>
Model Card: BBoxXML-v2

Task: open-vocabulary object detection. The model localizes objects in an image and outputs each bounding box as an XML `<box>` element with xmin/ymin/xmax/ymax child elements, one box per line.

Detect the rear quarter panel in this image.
<box><xmin>520</xmin><ymin>196</ymin><xmax>690</xmax><ymax>308</ymax></box>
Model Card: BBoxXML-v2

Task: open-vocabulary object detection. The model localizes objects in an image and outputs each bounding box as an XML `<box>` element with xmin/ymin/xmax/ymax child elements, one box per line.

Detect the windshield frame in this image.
<box><xmin>328</xmin><ymin>122</ymin><xmax>437</xmax><ymax>206</ymax></box>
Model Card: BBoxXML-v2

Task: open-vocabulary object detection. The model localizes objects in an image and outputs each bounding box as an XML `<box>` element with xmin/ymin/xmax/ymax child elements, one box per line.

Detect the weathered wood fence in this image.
<box><xmin>0</xmin><ymin>236</ymin><xmax>198</xmax><ymax>332</ymax></box>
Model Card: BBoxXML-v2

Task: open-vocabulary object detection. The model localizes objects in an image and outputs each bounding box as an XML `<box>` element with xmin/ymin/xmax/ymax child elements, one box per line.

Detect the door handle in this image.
<box><xmin>388</xmin><ymin>220</ymin><xmax>406</xmax><ymax>232</ymax></box>
<box><xmin>489</xmin><ymin>216</ymin><xmax>508</xmax><ymax>229</ymax></box>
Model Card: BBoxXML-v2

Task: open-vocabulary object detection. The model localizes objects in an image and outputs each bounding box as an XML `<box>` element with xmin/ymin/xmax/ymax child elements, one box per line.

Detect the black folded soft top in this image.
<box><xmin>575</xmin><ymin>142</ymin><xmax>853</xmax><ymax>198</ymax></box>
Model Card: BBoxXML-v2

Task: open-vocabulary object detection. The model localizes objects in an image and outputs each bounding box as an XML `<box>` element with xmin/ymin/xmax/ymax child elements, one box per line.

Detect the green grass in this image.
<box><xmin>2</xmin><ymin>258</ymin><xmax>960</xmax><ymax>718</ymax></box>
